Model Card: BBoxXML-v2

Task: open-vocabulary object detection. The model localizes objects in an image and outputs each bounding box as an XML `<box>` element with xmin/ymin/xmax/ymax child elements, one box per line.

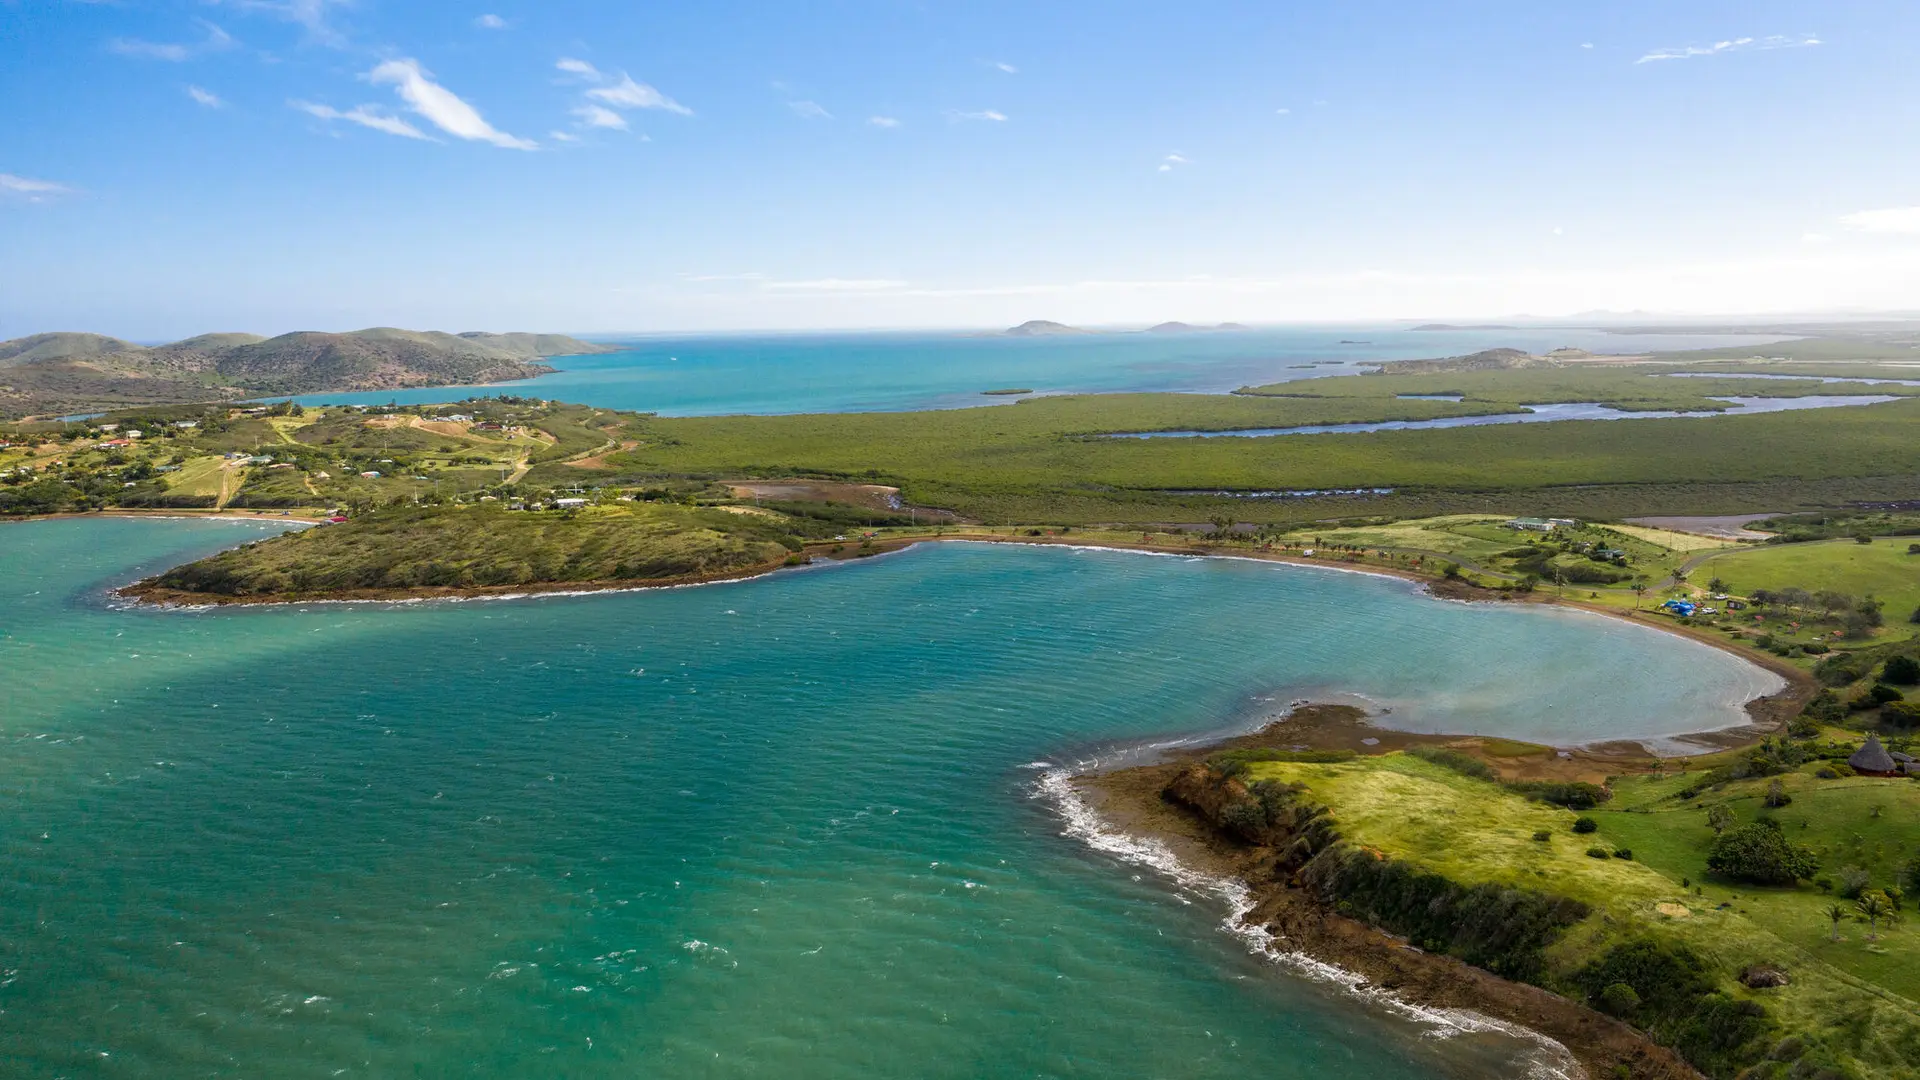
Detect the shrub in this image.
<box><xmin>1531</xmin><ymin>830</ymin><xmax>1551</xmax><ymax>842</ymax></box>
<box><xmin>1572</xmin><ymin>816</ymin><xmax>1598</xmax><ymax>834</ymax></box>
<box><xmin>1885</xmin><ymin>655</ymin><xmax>1920</xmax><ymax>685</ymax></box>
<box><xmin>1586</xmin><ymin>846</ymin><xmax>1611</xmax><ymax>859</ymax></box>
<box><xmin>1884</xmin><ymin>701</ymin><xmax>1920</xmax><ymax>727</ymax></box>
<box><xmin>1597</xmin><ymin>982</ymin><xmax>1641</xmax><ymax>1017</ymax></box>
<box><xmin>1513</xmin><ymin>781</ymin><xmax>1610</xmax><ymax>809</ymax></box>
<box><xmin>1836</xmin><ymin>865</ymin><xmax>1872</xmax><ymax>899</ymax></box>
<box><xmin>1707</xmin><ymin>819</ymin><xmax>1819</xmax><ymax>884</ymax></box>
<box><xmin>1613</xmin><ymin>849</ymin><xmax>1633</xmax><ymax>860</ymax></box>
<box><xmin>1814</xmin><ymin>766</ymin><xmax>1840</xmax><ymax>779</ymax></box>
<box><xmin>1870</xmin><ymin>683</ymin><xmax>1906</xmax><ymax>705</ymax></box>
<box><xmin>1405</xmin><ymin>746</ymin><xmax>1498</xmax><ymax>781</ymax></box>
<box><xmin>1762</xmin><ymin>778</ymin><xmax>1792</xmax><ymax>808</ymax></box>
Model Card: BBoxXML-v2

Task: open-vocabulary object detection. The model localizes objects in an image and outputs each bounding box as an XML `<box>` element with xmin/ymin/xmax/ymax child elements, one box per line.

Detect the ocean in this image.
<box><xmin>286</xmin><ymin>325</ymin><xmax>1793</xmax><ymax>415</ymax></box>
<box><xmin>0</xmin><ymin>517</ymin><xmax>1781</xmax><ymax>1078</ymax></box>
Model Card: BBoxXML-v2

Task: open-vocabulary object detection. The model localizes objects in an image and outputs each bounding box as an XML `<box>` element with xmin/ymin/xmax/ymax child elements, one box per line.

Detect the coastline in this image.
<box><xmin>1052</xmin><ymin>705</ymin><xmax>1707</xmax><ymax>1080</ymax></box>
<box><xmin>101</xmin><ymin>526</ymin><xmax>1815</xmax><ymax>749</ymax></box>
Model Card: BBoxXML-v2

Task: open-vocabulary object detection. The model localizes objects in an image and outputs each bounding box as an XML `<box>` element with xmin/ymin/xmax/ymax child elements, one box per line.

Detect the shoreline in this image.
<box><xmin>1057</xmin><ymin>705</ymin><xmax>1707</xmax><ymax>1080</ymax></box>
<box><xmin>100</xmin><ymin>526</ymin><xmax>1814</xmax><ymax>752</ymax></box>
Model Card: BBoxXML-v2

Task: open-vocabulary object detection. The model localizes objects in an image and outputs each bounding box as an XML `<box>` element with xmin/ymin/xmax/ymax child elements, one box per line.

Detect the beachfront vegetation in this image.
<box><xmin>1231</xmin><ymin>751</ymin><xmax>1920</xmax><ymax>1078</ymax></box>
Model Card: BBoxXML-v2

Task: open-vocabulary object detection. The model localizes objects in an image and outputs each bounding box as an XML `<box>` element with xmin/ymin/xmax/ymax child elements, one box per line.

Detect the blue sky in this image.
<box><xmin>4</xmin><ymin>0</ymin><xmax>1919</xmax><ymax>338</ymax></box>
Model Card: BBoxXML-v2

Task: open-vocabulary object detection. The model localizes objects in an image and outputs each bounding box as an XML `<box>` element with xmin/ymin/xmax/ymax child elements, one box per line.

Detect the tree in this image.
<box><xmin>1707</xmin><ymin>819</ymin><xmax>1819</xmax><ymax>885</ymax></box>
<box><xmin>1826</xmin><ymin>903</ymin><xmax>1849</xmax><ymax>942</ymax></box>
<box><xmin>1764</xmin><ymin>778</ymin><xmax>1792</xmax><ymax>808</ymax></box>
<box><xmin>1884</xmin><ymin>655</ymin><xmax>1920</xmax><ymax>686</ymax></box>
<box><xmin>1856</xmin><ymin>533</ymin><xmax>1875</xmax><ymax>545</ymax></box>
<box><xmin>1706</xmin><ymin>805</ymin><xmax>1735</xmax><ymax>834</ymax></box>
<box><xmin>1708</xmin><ymin>577</ymin><xmax>1728</xmax><ymax>594</ymax></box>
<box><xmin>1857</xmin><ymin>891</ymin><xmax>1897</xmax><ymax>941</ymax></box>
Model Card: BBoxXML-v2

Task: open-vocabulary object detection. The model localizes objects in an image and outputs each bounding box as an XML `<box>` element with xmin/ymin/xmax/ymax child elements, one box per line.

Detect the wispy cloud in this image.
<box><xmin>585</xmin><ymin>73</ymin><xmax>692</xmax><ymax>115</ymax></box>
<box><xmin>764</xmin><ymin>278</ymin><xmax>909</xmax><ymax>292</ymax></box>
<box><xmin>210</xmin><ymin>0</ymin><xmax>347</xmax><ymax>46</ymax></box>
<box><xmin>1157</xmin><ymin>152</ymin><xmax>1188</xmax><ymax>173</ymax></box>
<box><xmin>368</xmin><ymin>58</ymin><xmax>536</xmax><ymax>149</ymax></box>
<box><xmin>868</xmin><ymin>115</ymin><xmax>901</xmax><ymax>128</ymax></box>
<box><xmin>573</xmin><ymin>104</ymin><xmax>628</xmax><ymax>131</ymax></box>
<box><xmin>108</xmin><ymin>21</ymin><xmax>234</xmax><ymax>61</ymax></box>
<box><xmin>681</xmin><ymin>272</ymin><xmax>767</xmax><ymax>282</ymax></box>
<box><xmin>788</xmin><ymin>100</ymin><xmax>832</xmax><ymax>120</ymax></box>
<box><xmin>187</xmin><ymin>85</ymin><xmax>225</xmax><ymax>108</ymax></box>
<box><xmin>1274</xmin><ymin>107</ymin><xmax>1291</xmax><ymax>115</ymax></box>
<box><xmin>556</xmin><ymin>57</ymin><xmax>600</xmax><ymax>78</ymax></box>
<box><xmin>291</xmin><ymin>100</ymin><xmax>432</xmax><ymax>140</ymax></box>
<box><xmin>1580</xmin><ymin>42</ymin><xmax>1594</xmax><ymax>50</ymax></box>
<box><xmin>475</xmin><ymin>14</ymin><xmax>508</xmax><ymax>30</ymax></box>
<box><xmin>1636</xmin><ymin>33</ymin><xmax>1820</xmax><ymax>64</ymax></box>
<box><xmin>549</xmin><ymin>130</ymin><xmax>580</xmax><ymax>143</ymax></box>
<box><xmin>1839</xmin><ymin>206</ymin><xmax>1920</xmax><ymax>235</ymax></box>
<box><xmin>0</xmin><ymin>173</ymin><xmax>72</xmax><ymax>203</ymax></box>
<box><xmin>948</xmin><ymin>109</ymin><xmax>1007</xmax><ymax>122</ymax></box>
<box><xmin>992</xmin><ymin>60</ymin><xmax>1018</xmax><ymax>74</ymax></box>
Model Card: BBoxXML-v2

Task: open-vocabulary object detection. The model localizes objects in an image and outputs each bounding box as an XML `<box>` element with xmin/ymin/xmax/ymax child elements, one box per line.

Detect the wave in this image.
<box><xmin>1031</xmin><ymin>766</ymin><xmax>1581</xmax><ymax>1080</ymax></box>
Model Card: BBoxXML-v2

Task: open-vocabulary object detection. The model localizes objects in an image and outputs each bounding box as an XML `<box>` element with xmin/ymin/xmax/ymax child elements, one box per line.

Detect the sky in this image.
<box><xmin>4</xmin><ymin>0</ymin><xmax>1920</xmax><ymax>339</ymax></box>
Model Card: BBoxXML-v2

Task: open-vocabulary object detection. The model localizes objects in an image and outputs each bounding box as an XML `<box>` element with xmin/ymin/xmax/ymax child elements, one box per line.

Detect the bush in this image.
<box><xmin>1575</xmin><ymin>940</ymin><xmax>1776</xmax><ymax>1077</ymax></box>
<box><xmin>1707</xmin><ymin>819</ymin><xmax>1819</xmax><ymax>884</ymax></box>
<box><xmin>1613</xmin><ymin>849</ymin><xmax>1633</xmax><ymax>860</ymax></box>
<box><xmin>1885</xmin><ymin>655</ymin><xmax>1920</xmax><ymax>685</ymax></box>
<box><xmin>1597</xmin><ymin>982</ymin><xmax>1641</xmax><ymax>1017</ymax></box>
<box><xmin>1762</xmin><ymin>778</ymin><xmax>1792</xmax><ymax>808</ymax></box>
<box><xmin>1513</xmin><ymin>781</ymin><xmax>1610</xmax><ymax>809</ymax></box>
<box><xmin>1836</xmin><ymin>865</ymin><xmax>1872</xmax><ymax>899</ymax></box>
<box><xmin>1870</xmin><ymin>683</ymin><xmax>1907</xmax><ymax>705</ymax></box>
<box><xmin>1587</xmin><ymin>846</ymin><xmax>1611</xmax><ymax>859</ymax></box>
<box><xmin>1405</xmin><ymin>746</ymin><xmax>1497</xmax><ymax>781</ymax></box>
<box><xmin>1572</xmin><ymin>816</ymin><xmax>1598</xmax><ymax>834</ymax></box>
<box><xmin>1884</xmin><ymin>701</ymin><xmax>1920</xmax><ymax>727</ymax></box>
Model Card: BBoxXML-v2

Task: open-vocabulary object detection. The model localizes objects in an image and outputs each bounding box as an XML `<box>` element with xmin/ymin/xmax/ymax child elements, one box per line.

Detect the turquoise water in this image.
<box><xmin>0</xmin><ymin>518</ymin><xmax>1782</xmax><ymax>1078</ymax></box>
<box><xmin>287</xmin><ymin>327</ymin><xmax>1792</xmax><ymax>415</ymax></box>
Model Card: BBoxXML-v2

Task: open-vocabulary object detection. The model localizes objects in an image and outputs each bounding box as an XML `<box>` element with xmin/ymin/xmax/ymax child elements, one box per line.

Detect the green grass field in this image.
<box><xmin>162</xmin><ymin>455</ymin><xmax>230</xmax><ymax>498</ymax></box>
<box><xmin>1698</xmin><ymin>540</ymin><xmax>1920</xmax><ymax>637</ymax></box>
<box><xmin>1248</xmin><ymin>753</ymin><xmax>1920</xmax><ymax>1077</ymax></box>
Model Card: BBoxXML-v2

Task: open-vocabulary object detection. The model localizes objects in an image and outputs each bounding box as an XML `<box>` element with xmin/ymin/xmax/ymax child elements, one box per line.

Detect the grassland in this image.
<box><xmin>1696</xmin><ymin>541</ymin><xmax>1920</xmax><ymax>639</ymax></box>
<box><xmin>132</xmin><ymin>501</ymin><xmax>799</xmax><ymax>599</ymax></box>
<box><xmin>1244</xmin><ymin>752</ymin><xmax>1920</xmax><ymax>1078</ymax></box>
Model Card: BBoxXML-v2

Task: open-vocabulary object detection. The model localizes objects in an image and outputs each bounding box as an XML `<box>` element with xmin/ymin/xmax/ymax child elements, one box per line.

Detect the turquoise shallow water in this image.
<box><xmin>287</xmin><ymin>326</ymin><xmax>1792</xmax><ymax>415</ymax></box>
<box><xmin>0</xmin><ymin>519</ymin><xmax>1782</xmax><ymax>1078</ymax></box>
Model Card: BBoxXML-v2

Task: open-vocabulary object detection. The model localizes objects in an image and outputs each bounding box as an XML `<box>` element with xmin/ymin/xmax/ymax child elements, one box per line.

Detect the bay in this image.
<box><xmin>0</xmin><ymin>518</ymin><xmax>1781</xmax><ymax>1078</ymax></box>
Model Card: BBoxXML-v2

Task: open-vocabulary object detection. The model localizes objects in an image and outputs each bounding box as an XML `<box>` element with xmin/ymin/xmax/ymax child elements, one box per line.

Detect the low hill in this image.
<box><xmin>1004</xmin><ymin>320</ymin><xmax>1091</xmax><ymax>336</ymax></box>
<box><xmin>0</xmin><ymin>328</ymin><xmax>618</xmax><ymax>418</ymax></box>
<box><xmin>1369</xmin><ymin>347</ymin><xmax>1547</xmax><ymax>375</ymax></box>
<box><xmin>1145</xmin><ymin>321</ymin><xmax>1247</xmax><ymax>334</ymax></box>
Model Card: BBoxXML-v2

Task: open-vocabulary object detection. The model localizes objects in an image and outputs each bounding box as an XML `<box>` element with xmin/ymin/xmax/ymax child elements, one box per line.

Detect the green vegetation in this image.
<box><xmin>142</xmin><ymin>502</ymin><xmax>796</xmax><ymax>597</ymax></box>
<box><xmin>1236</xmin><ymin>752</ymin><xmax>1920</xmax><ymax>1078</ymax></box>
<box><xmin>1700</xmin><ymin>540</ymin><xmax>1920</xmax><ymax>646</ymax></box>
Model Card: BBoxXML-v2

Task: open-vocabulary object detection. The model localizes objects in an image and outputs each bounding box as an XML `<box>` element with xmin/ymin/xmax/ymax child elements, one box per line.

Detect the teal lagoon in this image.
<box><xmin>0</xmin><ymin>518</ymin><xmax>1782</xmax><ymax>1078</ymax></box>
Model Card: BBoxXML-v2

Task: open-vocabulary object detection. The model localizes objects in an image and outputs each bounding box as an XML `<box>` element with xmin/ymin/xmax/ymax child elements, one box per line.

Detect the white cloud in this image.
<box><xmin>1838</xmin><ymin>206</ymin><xmax>1920</xmax><ymax>235</ymax></box>
<box><xmin>1275</xmin><ymin>107</ymin><xmax>1291</xmax><ymax>115</ymax></box>
<box><xmin>1580</xmin><ymin>42</ymin><xmax>1594</xmax><ymax>50</ymax></box>
<box><xmin>572</xmin><ymin>104</ymin><xmax>628</xmax><ymax>130</ymax></box>
<box><xmin>475</xmin><ymin>14</ymin><xmax>508</xmax><ymax>30</ymax></box>
<box><xmin>1636</xmin><ymin>33</ymin><xmax>1820</xmax><ymax>64</ymax></box>
<box><xmin>291</xmin><ymin>100</ymin><xmax>432</xmax><ymax>141</ymax></box>
<box><xmin>549</xmin><ymin>130</ymin><xmax>580</xmax><ymax>143</ymax></box>
<box><xmin>367</xmin><ymin>58</ymin><xmax>536</xmax><ymax>149</ymax></box>
<box><xmin>948</xmin><ymin>109</ymin><xmax>1007</xmax><ymax>122</ymax></box>
<box><xmin>993</xmin><ymin>61</ymin><xmax>1018</xmax><ymax>74</ymax></box>
<box><xmin>556</xmin><ymin>57</ymin><xmax>601</xmax><ymax>78</ymax></box>
<box><xmin>108</xmin><ymin>21</ymin><xmax>233</xmax><ymax>61</ymax></box>
<box><xmin>187</xmin><ymin>85</ymin><xmax>225</xmax><ymax>108</ymax></box>
<box><xmin>1159</xmin><ymin>152</ymin><xmax>1188</xmax><ymax>172</ymax></box>
<box><xmin>0</xmin><ymin>173</ymin><xmax>72</xmax><ymax>202</ymax></box>
<box><xmin>586</xmin><ymin>74</ymin><xmax>692</xmax><ymax>115</ymax></box>
<box><xmin>681</xmin><ymin>272</ymin><xmax>767</xmax><ymax>282</ymax></box>
<box><xmin>868</xmin><ymin>115</ymin><xmax>901</xmax><ymax>128</ymax></box>
<box><xmin>788</xmin><ymin>100</ymin><xmax>832</xmax><ymax>120</ymax></box>
<box><xmin>211</xmin><ymin>0</ymin><xmax>346</xmax><ymax>46</ymax></box>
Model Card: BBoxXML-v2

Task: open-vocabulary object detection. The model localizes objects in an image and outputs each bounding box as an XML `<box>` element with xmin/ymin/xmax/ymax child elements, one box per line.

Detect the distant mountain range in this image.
<box><xmin>0</xmin><ymin>328</ymin><xmax>617</xmax><ymax>418</ymax></box>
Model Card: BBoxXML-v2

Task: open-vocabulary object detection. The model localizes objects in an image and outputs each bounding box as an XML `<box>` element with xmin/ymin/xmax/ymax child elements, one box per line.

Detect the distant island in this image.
<box><xmin>981</xmin><ymin>388</ymin><xmax>1034</xmax><ymax>396</ymax></box>
<box><xmin>0</xmin><ymin>328</ymin><xmax>617</xmax><ymax>419</ymax></box>
<box><xmin>1003</xmin><ymin>320</ymin><xmax>1092</xmax><ymax>337</ymax></box>
<box><xmin>1409</xmin><ymin>323</ymin><xmax>1519</xmax><ymax>331</ymax></box>
<box><xmin>1146</xmin><ymin>321</ymin><xmax>1248</xmax><ymax>334</ymax></box>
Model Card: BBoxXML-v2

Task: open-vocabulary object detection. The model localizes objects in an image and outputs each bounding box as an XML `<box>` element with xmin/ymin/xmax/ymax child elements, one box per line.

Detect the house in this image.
<box><xmin>1849</xmin><ymin>734</ymin><xmax>1900</xmax><ymax>778</ymax></box>
<box><xmin>99</xmin><ymin>439</ymin><xmax>133</xmax><ymax>449</ymax></box>
<box><xmin>1506</xmin><ymin>517</ymin><xmax>1556</xmax><ymax>532</ymax></box>
<box><xmin>174</xmin><ymin>420</ymin><xmax>199</xmax><ymax>429</ymax></box>
<box><xmin>268</xmin><ymin>462</ymin><xmax>295</xmax><ymax>469</ymax></box>
<box><xmin>554</xmin><ymin>497</ymin><xmax>588</xmax><ymax>508</ymax></box>
<box><xmin>312</xmin><ymin>470</ymin><xmax>331</xmax><ymax>479</ymax></box>
<box><xmin>98</xmin><ymin>423</ymin><xmax>119</xmax><ymax>432</ymax></box>
<box><xmin>1595</xmin><ymin>548</ymin><xmax>1627</xmax><ymax>560</ymax></box>
<box><xmin>1547</xmin><ymin>518</ymin><xmax>1579</xmax><ymax>528</ymax></box>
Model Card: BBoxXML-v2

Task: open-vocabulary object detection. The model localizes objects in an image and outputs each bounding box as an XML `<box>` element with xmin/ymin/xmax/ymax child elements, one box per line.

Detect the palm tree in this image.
<box><xmin>1825</xmin><ymin>903</ymin><xmax>1848</xmax><ymax>942</ymax></box>
<box><xmin>1857</xmin><ymin>893</ymin><xmax>1897</xmax><ymax>941</ymax></box>
<box><xmin>1631</xmin><ymin>579</ymin><xmax>1647</xmax><ymax>610</ymax></box>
